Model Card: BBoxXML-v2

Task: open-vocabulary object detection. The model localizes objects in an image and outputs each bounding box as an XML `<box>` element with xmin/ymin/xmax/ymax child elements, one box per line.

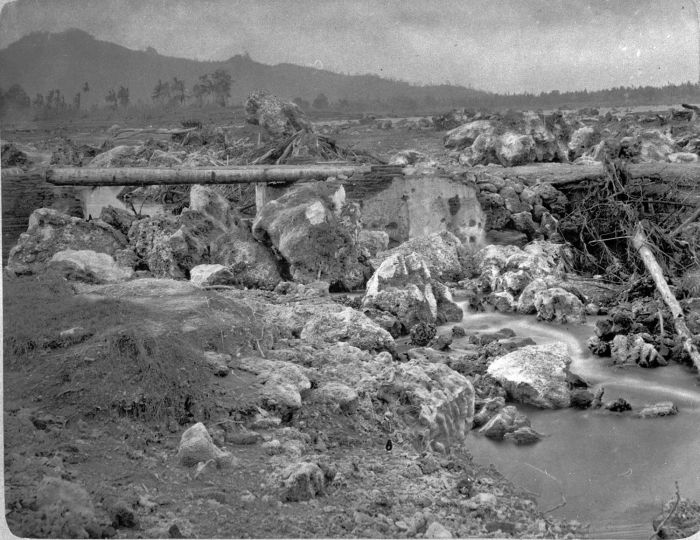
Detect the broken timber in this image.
<box><xmin>632</xmin><ymin>223</ymin><xmax>700</xmax><ymax>372</ymax></box>
<box><xmin>480</xmin><ymin>162</ymin><xmax>700</xmax><ymax>186</ymax></box>
<box><xmin>44</xmin><ymin>162</ymin><xmax>700</xmax><ymax>187</ymax></box>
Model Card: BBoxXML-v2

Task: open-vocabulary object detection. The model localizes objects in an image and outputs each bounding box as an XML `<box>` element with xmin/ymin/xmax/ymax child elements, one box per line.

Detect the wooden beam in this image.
<box><xmin>480</xmin><ymin>162</ymin><xmax>700</xmax><ymax>186</ymax></box>
<box><xmin>45</xmin><ymin>164</ymin><xmax>372</xmax><ymax>186</ymax></box>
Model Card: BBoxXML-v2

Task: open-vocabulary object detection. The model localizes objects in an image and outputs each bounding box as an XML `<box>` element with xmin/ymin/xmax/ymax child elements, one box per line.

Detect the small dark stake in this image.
<box><xmin>385</xmin><ymin>439</ymin><xmax>393</xmax><ymax>452</ymax></box>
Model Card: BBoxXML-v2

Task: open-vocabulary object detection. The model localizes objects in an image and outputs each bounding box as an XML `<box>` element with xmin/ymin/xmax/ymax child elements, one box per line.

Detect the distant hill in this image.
<box><xmin>0</xmin><ymin>29</ymin><xmax>488</xmax><ymax>109</ymax></box>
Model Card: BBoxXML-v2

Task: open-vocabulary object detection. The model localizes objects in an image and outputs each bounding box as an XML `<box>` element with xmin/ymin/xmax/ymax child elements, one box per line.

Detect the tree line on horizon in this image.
<box><xmin>1</xmin><ymin>76</ymin><xmax>699</xmax><ymax>119</ymax></box>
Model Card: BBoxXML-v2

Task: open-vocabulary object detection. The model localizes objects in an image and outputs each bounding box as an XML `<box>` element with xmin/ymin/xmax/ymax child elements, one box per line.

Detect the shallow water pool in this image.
<box><xmin>454</xmin><ymin>310</ymin><xmax>700</xmax><ymax>538</ymax></box>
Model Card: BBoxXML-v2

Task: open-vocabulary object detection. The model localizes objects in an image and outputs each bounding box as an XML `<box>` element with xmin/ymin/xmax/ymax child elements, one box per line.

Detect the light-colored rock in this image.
<box><xmin>301</xmin><ymin>306</ymin><xmax>395</xmax><ymax>352</ymax></box>
<box><xmin>238</xmin><ymin>357</ymin><xmax>311</xmax><ymax>410</ymax></box>
<box><xmin>252</xmin><ymin>183</ymin><xmax>367</xmax><ymax>290</ymax></box>
<box><xmin>568</xmin><ymin>126</ymin><xmax>599</xmax><ymax>160</ymax></box>
<box><xmin>487</xmin><ymin>343</ymin><xmax>575</xmax><ymax>408</ymax></box>
<box><xmin>533</xmin><ymin>287</ymin><xmax>586</xmax><ymax>324</ymax></box>
<box><xmin>488</xmin><ymin>291</ymin><xmax>516</xmax><ymax>313</ymax></box>
<box><xmin>503</xmin><ymin>426</ymin><xmax>543</xmax><ymax>445</ymax></box>
<box><xmin>611</xmin><ymin>334</ymin><xmax>666</xmax><ymax>367</ymax></box>
<box><xmin>177</xmin><ymin>422</ymin><xmax>233</xmax><ymax>468</ymax></box>
<box><xmin>244</xmin><ymin>91</ymin><xmax>312</xmax><ymax>139</ymax></box>
<box><xmin>310</xmin><ymin>382</ymin><xmax>359</xmax><ymax>411</ymax></box>
<box><xmin>49</xmin><ymin>249</ymin><xmax>134</xmax><ymax>283</ymax></box>
<box><xmin>635</xmin><ymin>401</ymin><xmax>679</xmax><ymax>418</ymax></box>
<box><xmin>358</xmin><ymin>229</ymin><xmax>389</xmax><ymax>256</ymax></box>
<box><xmin>444</xmin><ymin>120</ymin><xmax>495</xmax><ymax>149</ymax></box>
<box><xmin>467</xmin><ymin>492</ymin><xmax>498</xmax><ymax>509</ymax></box>
<box><xmin>129</xmin><ymin>187</ymin><xmax>282</xmax><ymax>288</ymax></box>
<box><xmin>372</xmin><ymin>231</ymin><xmax>466</xmax><ymax>282</ymax></box>
<box><xmin>7</xmin><ymin>208</ymin><xmax>126</xmax><ymax>275</ymax></box>
<box><xmin>389</xmin><ymin>149</ymin><xmax>434</xmax><ymax>166</ymax></box>
<box><xmin>189</xmin><ymin>264</ymin><xmax>235</xmax><ymax>288</ymax></box>
<box><xmin>390</xmin><ymin>359</ymin><xmax>475</xmax><ymax>449</ymax></box>
<box><xmin>280</xmin><ymin>461</ymin><xmax>326</xmax><ymax>501</ymax></box>
<box><xmin>479</xmin><ymin>405</ymin><xmax>532</xmax><ymax>441</ymax></box>
<box><xmin>496</xmin><ymin>132</ymin><xmax>536</xmax><ymax>167</ymax></box>
<box><xmin>425</xmin><ymin>521</ymin><xmax>453</xmax><ymax>539</ymax></box>
<box><xmin>363</xmin><ymin>252</ymin><xmax>437</xmax><ymax>330</ymax></box>
<box><xmin>639</xmin><ymin>130</ymin><xmax>676</xmax><ymax>162</ymax></box>
<box><xmin>432</xmin><ymin>280</ymin><xmax>464</xmax><ymax>323</ymax></box>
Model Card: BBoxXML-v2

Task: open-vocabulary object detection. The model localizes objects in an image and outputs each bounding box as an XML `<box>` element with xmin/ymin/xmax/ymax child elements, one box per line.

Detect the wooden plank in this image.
<box><xmin>45</xmin><ymin>164</ymin><xmax>372</xmax><ymax>186</ymax></box>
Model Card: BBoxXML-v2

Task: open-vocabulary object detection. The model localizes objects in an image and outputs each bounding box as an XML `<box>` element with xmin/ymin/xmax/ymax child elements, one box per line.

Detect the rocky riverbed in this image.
<box><xmin>3</xmin><ymin>102</ymin><xmax>700</xmax><ymax>539</ymax></box>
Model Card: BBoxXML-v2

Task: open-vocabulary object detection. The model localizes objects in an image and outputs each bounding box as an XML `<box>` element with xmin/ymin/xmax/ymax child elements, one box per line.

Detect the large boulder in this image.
<box><xmin>362</xmin><ymin>252</ymin><xmax>437</xmax><ymax>330</ymax></box>
<box><xmin>279</xmin><ymin>462</ymin><xmax>327</xmax><ymax>502</ymax></box>
<box><xmin>638</xmin><ymin>130</ymin><xmax>676</xmax><ymax>162</ymax></box>
<box><xmin>176</xmin><ymin>422</ymin><xmax>233</xmax><ymax>468</ymax></box>
<box><xmin>244</xmin><ymin>91</ymin><xmax>313</xmax><ymax>139</ymax></box>
<box><xmin>459</xmin><ymin>133</ymin><xmax>500</xmax><ymax>166</ymax></box>
<box><xmin>252</xmin><ymin>183</ymin><xmax>368</xmax><ymax>291</ymax></box>
<box><xmin>496</xmin><ymin>133</ymin><xmax>537</xmax><ymax>167</ymax></box>
<box><xmin>127</xmin><ymin>215</ymin><xmax>185</xmax><ymax>278</ymax></box>
<box><xmin>443</xmin><ymin>120</ymin><xmax>495</xmax><ymax>149</ymax></box>
<box><xmin>128</xmin><ymin>186</ymin><xmax>282</xmax><ymax>288</ymax></box>
<box><xmin>7</xmin><ymin>208</ymin><xmax>127</xmax><ymax>275</ymax></box>
<box><xmin>237</xmin><ymin>357</ymin><xmax>311</xmax><ymax>411</ymax></box>
<box><xmin>487</xmin><ymin>343</ymin><xmax>577</xmax><ymax>408</ymax></box>
<box><xmin>524</xmin><ymin>111</ymin><xmax>569</xmax><ymax>163</ymax></box>
<box><xmin>568</xmin><ymin>126</ymin><xmax>600</xmax><ymax>160</ymax></box>
<box><xmin>300</xmin><ymin>306</ymin><xmax>395</xmax><ymax>353</ymax></box>
<box><xmin>432</xmin><ymin>280</ymin><xmax>464</xmax><ymax>323</ymax></box>
<box><xmin>189</xmin><ymin>264</ymin><xmax>235</xmax><ymax>287</ymax></box>
<box><xmin>473</xmin><ymin>241</ymin><xmax>570</xmax><ymax>295</ymax></box>
<box><xmin>49</xmin><ymin>249</ymin><xmax>134</xmax><ymax>283</ymax></box>
<box><xmin>371</xmin><ymin>231</ymin><xmax>467</xmax><ymax>282</ymax></box>
<box><xmin>533</xmin><ymin>287</ymin><xmax>586</xmax><ymax>324</ymax></box>
<box><xmin>610</xmin><ymin>334</ymin><xmax>665</xmax><ymax>368</ymax></box>
<box><xmin>388</xmin><ymin>359</ymin><xmax>475</xmax><ymax>450</ymax></box>
<box><xmin>358</xmin><ymin>229</ymin><xmax>389</xmax><ymax>257</ymax></box>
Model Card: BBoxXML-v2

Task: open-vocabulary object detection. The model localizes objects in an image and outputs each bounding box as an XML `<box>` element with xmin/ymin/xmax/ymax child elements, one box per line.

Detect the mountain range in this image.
<box><xmin>0</xmin><ymin>29</ymin><xmax>487</xmax><ymax>109</ymax></box>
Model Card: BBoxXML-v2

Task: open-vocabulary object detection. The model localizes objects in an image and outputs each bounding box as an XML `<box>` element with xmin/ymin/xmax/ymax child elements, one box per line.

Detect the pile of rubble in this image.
<box><xmin>441</xmin><ymin>108</ymin><xmax>700</xmax><ymax>167</ymax></box>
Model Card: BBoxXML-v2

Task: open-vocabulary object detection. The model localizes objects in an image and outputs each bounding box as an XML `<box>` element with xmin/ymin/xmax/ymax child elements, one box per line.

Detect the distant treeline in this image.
<box><xmin>2</xmin><ymin>79</ymin><xmax>699</xmax><ymax>119</ymax></box>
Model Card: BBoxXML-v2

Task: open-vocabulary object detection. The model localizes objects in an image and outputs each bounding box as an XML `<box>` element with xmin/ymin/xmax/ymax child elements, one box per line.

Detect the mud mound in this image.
<box><xmin>3</xmin><ymin>275</ymin><xmax>271</xmax><ymax>424</ymax></box>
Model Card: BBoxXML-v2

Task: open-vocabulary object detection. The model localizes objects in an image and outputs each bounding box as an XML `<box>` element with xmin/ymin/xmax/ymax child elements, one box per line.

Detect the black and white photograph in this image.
<box><xmin>1</xmin><ymin>1</ymin><xmax>700</xmax><ymax>538</ymax></box>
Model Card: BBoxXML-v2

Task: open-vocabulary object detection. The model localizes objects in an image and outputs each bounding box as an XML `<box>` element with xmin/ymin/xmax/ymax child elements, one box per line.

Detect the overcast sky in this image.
<box><xmin>0</xmin><ymin>0</ymin><xmax>698</xmax><ymax>93</ymax></box>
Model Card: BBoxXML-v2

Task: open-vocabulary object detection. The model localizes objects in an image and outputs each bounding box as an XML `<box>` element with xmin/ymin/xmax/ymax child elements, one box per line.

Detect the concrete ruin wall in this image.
<box><xmin>354</xmin><ymin>176</ymin><xmax>485</xmax><ymax>248</ymax></box>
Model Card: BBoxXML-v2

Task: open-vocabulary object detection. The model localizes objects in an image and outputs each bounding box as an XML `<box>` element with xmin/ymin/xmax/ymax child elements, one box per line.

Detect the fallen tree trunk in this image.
<box><xmin>480</xmin><ymin>162</ymin><xmax>700</xmax><ymax>186</ymax></box>
<box><xmin>45</xmin><ymin>164</ymin><xmax>374</xmax><ymax>186</ymax></box>
<box><xmin>632</xmin><ymin>223</ymin><xmax>700</xmax><ymax>372</ymax></box>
